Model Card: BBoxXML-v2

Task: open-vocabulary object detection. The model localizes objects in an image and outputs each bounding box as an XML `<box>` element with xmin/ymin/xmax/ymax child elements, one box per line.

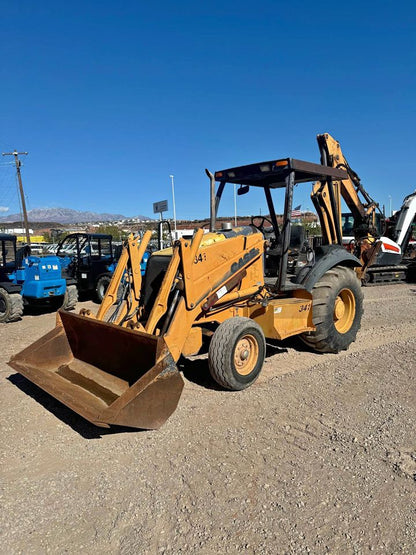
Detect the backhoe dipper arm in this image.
<box><xmin>311</xmin><ymin>177</ymin><xmax>342</xmax><ymax>244</ymax></box>
<box><xmin>315</xmin><ymin>133</ymin><xmax>380</xmax><ymax>242</ymax></box>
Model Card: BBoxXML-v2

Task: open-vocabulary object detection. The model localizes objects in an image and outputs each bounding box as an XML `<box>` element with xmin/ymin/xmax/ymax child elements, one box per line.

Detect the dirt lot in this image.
<box><xmin>1</xmin><ymin>283</ymin><xmax>415</xmax><ymax>554</ymax></box>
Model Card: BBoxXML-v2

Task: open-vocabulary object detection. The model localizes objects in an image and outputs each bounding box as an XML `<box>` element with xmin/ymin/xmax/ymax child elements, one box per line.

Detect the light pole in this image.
<box><xmin>234</xmin><ymin>184</ymin><xmax>237</xmax><ymax>226</ymax></box>
<box><xmin>169</xmin><ymin>174</ymin><xmax>177</xmax><ymax>237</ymax></box>
<box><xmin>388</xmin><ymin>195</ymin><xmax>392</xmax><ymax>217</ymax></box>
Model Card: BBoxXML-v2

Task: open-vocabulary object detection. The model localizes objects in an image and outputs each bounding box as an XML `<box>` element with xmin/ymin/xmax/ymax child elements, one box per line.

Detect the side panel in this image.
<box><xmin>22</xmin><ymin>278</ymin><xmax>66</xmax><ymax>299</ymax></box>
<box><xmin>375</xmin><ymin>237</ymin><xmax>402</xmax><ymax>266</ymax></box>
<box><xmin>181</xmin><ymin>232</ymin><xmax>265</xmax><ymax>310</ymax></box>
<box><xmin>0</xmin><ymin>282</ymin><xmax>21</xmax><ymax>294</ymax></box>
<box><xmin>248</xmin><ymin>297</ymin><xmax>314</xmax><ymax>340</ymax></box>
<box><xmin>393</xmin><ymin>192</ymin><xmax>416</xmax><ymax>247</ymax></box>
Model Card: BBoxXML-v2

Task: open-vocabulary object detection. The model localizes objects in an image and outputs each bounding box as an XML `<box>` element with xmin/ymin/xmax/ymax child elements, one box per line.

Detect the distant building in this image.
<box><xmin>0</xmin><ymin>226</ymin><xmax>35</xmax><ymax>235</ymax></box>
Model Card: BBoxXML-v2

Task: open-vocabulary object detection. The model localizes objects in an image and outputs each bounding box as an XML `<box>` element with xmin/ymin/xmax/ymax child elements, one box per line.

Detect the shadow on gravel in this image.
<box><xmin>23</xmin><ymin>304</ymin><xmax>59</xmax><ymax>317</ymax></box>
<box><xmin>265</xmin><ymin>339</ymin><xmax>289</xmax><ymax>356</ymax></box>
<box><xmin>23</xmin><ymin>291</ymin><xmax>100</xmax><ymax>318</ymax></box>
<box><xmin>77</xmin><ymin>290</ymin><xmax>100</xmax><ymax>304</ymax></box>
<box><xmin>266</xmin><ymin>337</ymin><xmax>326</xmax><ymax>356</ymax></box>
<box><xmin>7</xmin><ymin>373</ymin><xmax>144</xmax><ymax>439</ymax></box>
<box><xmin>179</xmin><ymin>356</ymin><xmax>222</xmax><ymax>390</ymax></box>
<box><xmin>8</xmin><ymin>336</ymin><xmax>317</xmax><ymax>438</ymax></box>
<box><xmin>266</xmin><ymin>335</ymin><xmax>324</xmax><ymax>356</ymax></box>
<box><xmin>180</xmin><ymin>339</ymin><xmax>295</xmax><ymax>390</ymax></box>
<box><xmin>273</xmin><ymin>334</ymin><xmax>328</xmax><ymax>354</ymax></box>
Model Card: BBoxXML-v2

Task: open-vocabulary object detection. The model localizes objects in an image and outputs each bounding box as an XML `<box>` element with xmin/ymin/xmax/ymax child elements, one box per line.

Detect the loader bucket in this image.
<box><xmin>8</xmin><ymin>310</ymin><xmax>184</xmax><ymax>430</ymax></box>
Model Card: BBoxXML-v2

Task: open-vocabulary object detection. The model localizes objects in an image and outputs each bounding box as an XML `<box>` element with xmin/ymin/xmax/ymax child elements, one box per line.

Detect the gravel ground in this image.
<box><xmin>1</xmin><ymin>283</ymin><xmax>415</xmax><ymax>553</ymax></box>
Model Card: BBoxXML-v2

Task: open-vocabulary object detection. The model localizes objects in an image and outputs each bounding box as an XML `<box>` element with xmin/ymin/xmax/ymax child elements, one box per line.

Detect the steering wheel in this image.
<box><xmin>250</xmin><ymin>215</ymin><xmax>273</xmax><ymax>233</ymax></box>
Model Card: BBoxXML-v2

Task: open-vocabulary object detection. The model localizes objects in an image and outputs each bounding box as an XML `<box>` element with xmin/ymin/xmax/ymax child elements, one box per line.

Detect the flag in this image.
<box><xmin>291</xmin><ymin>205</ymin><xmax>302</xmax><ymax>218</ymax></box>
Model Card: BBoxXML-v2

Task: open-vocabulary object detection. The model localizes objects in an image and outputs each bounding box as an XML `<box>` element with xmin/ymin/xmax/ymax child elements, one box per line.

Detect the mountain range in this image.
<box><xmin>0</xmin><ymin>207</ymin><xmax>150</xmax><ymax>224</ymax></box>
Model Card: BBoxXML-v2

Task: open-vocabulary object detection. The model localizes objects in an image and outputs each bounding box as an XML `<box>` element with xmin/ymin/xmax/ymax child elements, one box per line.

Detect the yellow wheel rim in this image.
<box><xmin>334</xmin><ymin>288</ymin><xmax>356</xmax><ymax>333</ymax></box>
<box><xmin>234</xmin><ymin>334</ymin><xmax>259</xmax><ymax>376</ymax></box>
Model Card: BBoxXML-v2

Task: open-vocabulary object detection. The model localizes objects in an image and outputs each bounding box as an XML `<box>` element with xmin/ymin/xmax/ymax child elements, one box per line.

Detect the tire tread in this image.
<box><xmin>8</xmin><ymin>293</ymin><xmax>24</xmax><ymax>322</ymax></box>
<box><xmin>62</xmin><ymin>285</ymin><xmax>78</xmax><ymax>311</ymax></box>
<box><xmin>301</xmin><ymin>266</ymin><xmax>363</xmax><ymax>353</ymax></box>
<box><xmin>208</xmin><ymin>317</ymin><xmax>266</xmax><ymax>390</ymax></box>
<box><xmin>0</xmin><ymin>289</ymin><xmax>24</xmax><ymax>323</ymax></box>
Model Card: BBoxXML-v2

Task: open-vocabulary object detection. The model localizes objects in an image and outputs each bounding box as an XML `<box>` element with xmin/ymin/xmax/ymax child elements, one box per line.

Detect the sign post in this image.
<box><xmin>153</xmin><ymin>200</ymin><xmax>168</xmax><ymax>249</ymax></box>
<box><xmin>153</xmin><ymin>200</ymin><xmax>168</xmax><ymax>219</ymax></box>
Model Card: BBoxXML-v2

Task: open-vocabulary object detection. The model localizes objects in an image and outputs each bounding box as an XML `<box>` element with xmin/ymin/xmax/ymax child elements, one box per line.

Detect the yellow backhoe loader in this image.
<box><xmin>9</xmin><ymin>152</ymin><xmax>364</xmax><ymax>430</ymax></box>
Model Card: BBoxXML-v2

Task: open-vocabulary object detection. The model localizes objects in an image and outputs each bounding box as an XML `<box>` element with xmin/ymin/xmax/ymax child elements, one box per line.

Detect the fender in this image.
<box><xmin>0</xmin><ymin>282</ymin><xmax>22</xmax><ymax>294</ymax></box>
<box><xmin>296</xmin><ymin>245</ymin><xmax>361</xmax><ymax>292</ymax></box>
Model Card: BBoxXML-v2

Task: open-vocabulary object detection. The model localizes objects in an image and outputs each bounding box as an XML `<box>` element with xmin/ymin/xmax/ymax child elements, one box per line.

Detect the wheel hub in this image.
<box><xmin>334</xmin><ymin>297</ymin><xmax>346</xmax><ymax>320</ymax></box>
<box><xmin>333</xmin><ymin>288</ymin><xmax>356</xmax><ymax>334</ymax></box>
<box><xmin>240</xmin><ymin>349</ymin><xmax>249</xmax><ymax>360</ymax></box>
<box><xmin>234</xmin><ymin>335</ymin><xmax>259</xmax><ymax>376</ymax></box>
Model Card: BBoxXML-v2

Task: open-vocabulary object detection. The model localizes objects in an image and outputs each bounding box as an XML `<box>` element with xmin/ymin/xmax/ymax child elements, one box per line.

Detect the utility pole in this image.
<box><xmin>169</xmin><ymin>175</ymin><xmax>177</xmax><ymax>237</ymax></box>
<box><xmin>2</xmin><ymin>150</ymin><xmax>30</xmax><ymax>245</ymax></box>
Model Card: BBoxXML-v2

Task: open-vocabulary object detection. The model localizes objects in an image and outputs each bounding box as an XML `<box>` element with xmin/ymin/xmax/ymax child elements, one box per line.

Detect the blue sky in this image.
<box><xmin>1</xmin><ymin>1</ymin><xmax>415</xmax><ymax>220</ymax></box>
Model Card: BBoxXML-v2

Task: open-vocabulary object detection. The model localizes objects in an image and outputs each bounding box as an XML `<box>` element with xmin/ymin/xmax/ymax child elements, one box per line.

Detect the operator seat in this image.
<box><xmin>15</xmin><ymin>245</ymin><xmax>31</xmax><ymax>268</ymax></box>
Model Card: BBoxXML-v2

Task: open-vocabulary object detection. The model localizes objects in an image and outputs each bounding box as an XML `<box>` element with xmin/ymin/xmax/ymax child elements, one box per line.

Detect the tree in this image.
<box><xmin>95</xmin><ymin>225</ymin><xmax>127</xmax><ymax>241</ymax></box>
<box><xmin>301</xmin><ymin>219</ymin><xmax>321</xmax><ymax>237</ymax></box>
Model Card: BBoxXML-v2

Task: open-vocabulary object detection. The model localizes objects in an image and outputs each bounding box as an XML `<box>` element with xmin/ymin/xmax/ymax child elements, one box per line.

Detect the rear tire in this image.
<box><xmin>0</xmin><ymin>288</ymin><xmax>24</xmax><ymax>323</ymax></box>
<box><xmin>61</xmin><ymin>285</ymin><xmax>78</xmax><ymax>311</ymax></box>
<box><xmin>300</xmin><ymin>266</ymin><xmax>363</xmax><ymax>353</ymax></box>
<box><xmin>95</xmin><ymin>275</ymin><xmax>111</xmax><ymax>303</ymax></box>
<box><xmin>208</xmin><ymin>317</ymin><xmax>266</xmax><ymax>390</ymax></box>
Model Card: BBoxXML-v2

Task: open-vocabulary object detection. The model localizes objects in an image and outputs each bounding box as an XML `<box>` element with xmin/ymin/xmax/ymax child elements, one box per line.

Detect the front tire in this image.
<box><xmin>0</xmin><ymin>288</ymin><xmax>24</xmax><ymax>323</ymax></box>
<box><xmin>61</xmin><ymin>285</ymin><xmax>78</xmax><ymax>311</ymax></box>
<box><xmin>300</xmin><ymin>266</ymin><xmax>363</xmax><ymax>353</ymax></box>
<box><xmin>208</xmin><ymin>317</ymin><xmax>266</xmax><ymax>390</ymax></box>
<box><xmin>95</xmin><ymin>275</ymin><xmax>111</xmax><ymax>303</ymax></box>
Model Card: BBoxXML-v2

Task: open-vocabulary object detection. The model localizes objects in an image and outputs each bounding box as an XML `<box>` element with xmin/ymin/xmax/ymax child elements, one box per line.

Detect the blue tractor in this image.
<box><xmin>55</xmin><ymin>228</ymin><xmax>167</xmax><ymax>304</ymax></box>
<box><xmin>0</xmin><ymin>234</ymin><xmax>78</xmax><ymax>323</ymax></box>
<box><xmin>56</xmin><ymin>233</ymin><xmax>120</xmax><ymax>302</ymax></box>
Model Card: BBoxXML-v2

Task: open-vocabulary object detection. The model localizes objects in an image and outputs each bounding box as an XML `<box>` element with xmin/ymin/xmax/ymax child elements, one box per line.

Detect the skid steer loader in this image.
<box><xmin>9</xmin><ymin>155</ymin><xmax>364</xmax><ymax>430</ymax></box>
